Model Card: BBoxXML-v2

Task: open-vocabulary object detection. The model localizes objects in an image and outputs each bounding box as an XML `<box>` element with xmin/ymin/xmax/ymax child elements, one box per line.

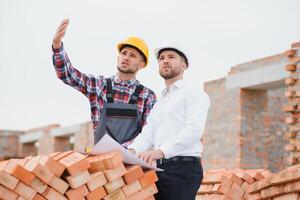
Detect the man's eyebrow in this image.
<box><xmin>164</xmin><ymin>53</ymin><xmax>176</xmax><ymax>57</ymax></box>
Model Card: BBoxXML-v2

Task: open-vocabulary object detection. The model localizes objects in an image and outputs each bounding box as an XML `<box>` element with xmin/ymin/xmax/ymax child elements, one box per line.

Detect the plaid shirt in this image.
<box><xmin>52</xmin><ymin>45</ymin><xmax>157</xmax><ymax>146</ymax></box>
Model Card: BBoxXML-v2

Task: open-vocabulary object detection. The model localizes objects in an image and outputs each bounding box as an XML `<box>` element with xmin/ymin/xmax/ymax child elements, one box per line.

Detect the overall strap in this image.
<box><xmin>106</xmin><ymin>78</ymin><xmax>114</xmax><ymax>103</ymax></box>
<box><xmin>129</xmin><ymin>84</ymin><xmax>144</xmax><ymax>104</ymax></box>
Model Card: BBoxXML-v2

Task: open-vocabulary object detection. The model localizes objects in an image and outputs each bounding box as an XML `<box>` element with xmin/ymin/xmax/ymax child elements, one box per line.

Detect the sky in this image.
<box><xmin>1</xmin><ymin>0</ymin><xmax>300</xmax><ymax>130</ymax></box>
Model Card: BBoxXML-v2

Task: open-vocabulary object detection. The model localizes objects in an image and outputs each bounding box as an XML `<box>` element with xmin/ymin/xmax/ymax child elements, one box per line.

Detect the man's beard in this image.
<box><xmin>159</xmin><ymin>68</ymin><xmax>181</xmax><ymax>80</ymax></box>
<box><xmin>117</xmin><ymin>66</ymin><xmax>137</xmax><ymax>74</ymax></box>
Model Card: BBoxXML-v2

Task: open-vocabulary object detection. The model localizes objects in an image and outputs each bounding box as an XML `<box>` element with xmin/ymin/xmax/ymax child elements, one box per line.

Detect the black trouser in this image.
<box><xmin>154</xmin><ymin>157</ymin><xmax>203</xmax><ymax>200</ymax></box>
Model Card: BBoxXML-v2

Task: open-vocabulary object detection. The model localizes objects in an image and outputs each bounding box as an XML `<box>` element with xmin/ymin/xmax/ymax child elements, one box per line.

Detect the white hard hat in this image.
<box><xmin>154</xmin><ymin>46</ymin><xmax>189</xmax><ymax>67</ymax></box>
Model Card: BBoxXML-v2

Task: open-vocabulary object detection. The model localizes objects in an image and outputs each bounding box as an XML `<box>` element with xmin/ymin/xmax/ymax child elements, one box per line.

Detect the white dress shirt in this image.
<box><xmin>129</xmin><ymin>79</ymin><xmax>210</xmax><ymax>159</ymax></box>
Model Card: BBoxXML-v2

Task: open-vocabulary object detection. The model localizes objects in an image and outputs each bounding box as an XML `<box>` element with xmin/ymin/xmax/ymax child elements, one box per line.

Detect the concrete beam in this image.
<box><xmin>0</xmin><ymin>131</ymin><xmax>24</xmax><ymax>137</ymax></box>
<box><xmin>19</xmin><ymin>131</ymin><xmax>43</xmax><ymax>143</ymax></box>
<box><xmin>225</xmin><ymin>62</ymin><xmax>288</xmax><ymax>90</ymax></box>
<box><xmin>50</xmin><ymin>124</ymin><xmax>81</xmax><ymax>137</ymax></box>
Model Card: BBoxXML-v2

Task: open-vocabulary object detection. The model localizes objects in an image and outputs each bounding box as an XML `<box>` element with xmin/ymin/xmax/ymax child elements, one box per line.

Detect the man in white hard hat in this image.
<box><xmin>52</xmin><ymin>19</ymin><xmax>156</xmax><ymax>146</ymax></box>
<box><xmin>129</xmin><ymin>46</ymin><xmax>210</xmax><ymax>200</ymax></box>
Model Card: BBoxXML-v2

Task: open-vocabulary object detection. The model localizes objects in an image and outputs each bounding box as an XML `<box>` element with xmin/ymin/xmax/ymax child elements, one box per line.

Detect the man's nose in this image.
<box><xmin>123</xmin><ymin>54</ymin><xmax>130</xmax><ymax>60</ymax></box>
<box><xmin>163</xmin><ymin>59</ymin><xmax>169</xmax><ymax>65</ymax></box>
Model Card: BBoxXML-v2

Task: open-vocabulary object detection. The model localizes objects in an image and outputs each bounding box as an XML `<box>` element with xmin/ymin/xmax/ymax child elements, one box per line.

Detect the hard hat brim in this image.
<box><xmin>154</xmin><ymin>47</ymin><xmax>189</xmax><ymax>67</ymax></box>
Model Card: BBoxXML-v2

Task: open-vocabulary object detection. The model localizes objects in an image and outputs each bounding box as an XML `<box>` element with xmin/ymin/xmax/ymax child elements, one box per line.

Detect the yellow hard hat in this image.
<box><xmin>117</xmin><ymin>36</ymin><xmax>149</xmax><ymax>67</ymax></box>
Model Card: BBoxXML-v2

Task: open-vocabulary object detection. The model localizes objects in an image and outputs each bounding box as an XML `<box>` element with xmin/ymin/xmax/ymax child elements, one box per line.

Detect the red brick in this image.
<box><xmin>30</xmin><ymin>177</ymin><xmax>48</xmax><ymax>194</ymax></box>
<box><xmin>285</xmin><ymin>77</ymin><xmax>297</xmax><ymax>86</ymax></box>
<box><xmin>236</xmin><ymin>171</ymin><xmax>255</xmax><ymax>184</ymax></box>
<box><xmin>144</xmin><ymin>196</ymin><xmax>156</xmax><ymax>200</ymax></box>
<box><xmin>44</xmin><ymin>188</ymin><xmax>68</xmax><ymax>200</ymax></box>
<box><xmin>220</xmin><ymin>174</ymin><xmax>233</xmax><ymax>188</ymax></box>
<box><xmin>49</xmin><ymin>151</ymin><xmax>61</xmax><ymax>158</ymax></box>
<box><xmin>211</xmin><ymin>183</ymin><xmax>222</xmax><ymax>194</ymax></box>
<box><xmin>126</xmin><ymin>183</ymin><xmax>158</xmax><ymax>200</ymax></box>
<box><xmin>0</xmin><ymin>184</ymin><xmax>18</xmax><ymax>200</ymax></box>
<box><xmin>229</xmin><ymin>182</ymin><xmax>245</xmax><ymax>199</ymax></box>
<box><xmin>122</xmin><ymin>180</ymin><xmax>142</xmax><ymax>197</ymax></box>
<box><xmin>285</xmin><ymin>131</ymin><xmax>297</xmax><ymax>139</ymax></box>
<box><xmin>241</xmin><ymin>181</ymin><xmax>249</xmax><ymax>192</ymax></box>
<box><xmin>285</xmin><ymin>64</ymin><xmax>297</xmax><ymax>72</ymax></box>
<box><xmin>202</xmin><ymin>171</ymin><xmax>223</xmax><ymax>184</ymax></box>
<box><xmin>0</xmin><ymin>170</ymin><xmax>19</xmax><ymax>190</ymax></box>
<box><xmin>49</xmin><ymin>176</ymin><xmax>69</xmax><ymax>194</ymax></box>
<box><xmin>51</xmin><ymin>151</ymin><xmax>73</xmax><ymax>161</ymax></box>
<box><xmin>123</xmin><ymin>165</ymin><xmax>144</xmax><ymax>185</ymax></box>
<box><xmin>24</xmin><ymin>156</ymin><xmax>55</xmax><ymax>184</ymax></box>
<box><xmin>271</xmin><ymin>169</ymin><xmax>298</xmax><ymax>185</ymax></box>
<box><xmin>103</xmin><ymin>189</ymin><xmax>126</xmax><ymax>200</ymax></box>
<box><xmin>273</xmin><ymin>193</ymin><xmax>298</xmax><ymax>200</ymax></box>
<box><xmin>285</xmin><ymin>49</ymin><xmax>297</xmax><ymax>57</ymax></box>
<box><xmin>88</xmin><ymin>156</ymin><xmax>106</xmax><ymax>173</ymax></box>
<box><xmin>15</xmin><ymin>181</ymin><xmax>37</xmax><ymax>200</ymax></box>
<box><xmin>39</xmin><ymin>155</ymin><xmax>65</xmax><ymax>177</ymax></box>
<box><xmin>198</xmin><ymin>184</ymin><xmax>214</xmax><ymax>194</ymax></box>
<box><xmin>285</xmin><ymin>90</ymin><xmax>295</xmax><ymax>98</ymax></box>
<box><xmin>292</xmin><ymin>42</ymin><xmax>300</xmax><ymax>49</ymax></box>
<box><xmin>65</xmin><ymin>184</ymin><xmax>89</xmax><ymax>200</ymax></box>
<box><xmin>104</xmin><ymin>176</ymin><xmax>125</xmax><ymax>194</ymax></box>
<box><xmin>59</xmin><ymin>152</ymin><xmax>90</xmax><ymax>176</ymax></box>
<box><xmin>246</xmin><ymin>170</ymin><xmax>265</xmax><ymax>181</ymax></box>
<box><xmin>86</xmin><ymin>171</ymin><xmax>107</xmax><ymax>192</ymax></box>
<box><xmin>104</xmin><ymin>163</ymin><xmax>126</xmax><ymax>182</ymax></box>
<box><xmin>89</xmin><ymin>150</ymin><xmax>124</xmax><ymax>172</ymax></box>
<box><xmin>4</xmin><ymin>159</ymin><xmax>35</xmax><ymax>185</ymax></box>
<box><xmin>283</xmin><ymin>180</ymin><xmax>300</xmax><ymax>193</ymax></box>
<box><xmin>66</xmin><ymin>170</ymin><xmax>92</xmax><ymax>189</ymax></box>
<box><xmin>226</xmin><ymin>173</ymin><xmax>243</xmax><ymax>186</ymax></box>
<box><xmin>246</xmin><ymin>192</ymin><xmax>261</xmax><ymax>200</ymax></box>
<box><xmin>260</xmin><ymin>185</ymin><xmax>284</xmax><ymax>199</ymax></box>
<box><xmin>139</xmin><ymin>170</ymin><xmax>158</xmax><ymax>188</ymax></box>
<box><xmin>33</xmin><ymin>193</ymin><xmax>47</xmax><ymax>200</ymax></box>
<box><xmin>86</xmin><ymin>186</ymin><xmax>107</xmax><ymax>200</ymax></box>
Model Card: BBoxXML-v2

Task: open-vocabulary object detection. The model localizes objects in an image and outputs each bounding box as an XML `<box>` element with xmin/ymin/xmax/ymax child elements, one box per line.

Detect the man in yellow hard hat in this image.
<box><xmin>52</xmin><ymin>19</ymin><xmax>156</xmax><ymax>147</ymax></box>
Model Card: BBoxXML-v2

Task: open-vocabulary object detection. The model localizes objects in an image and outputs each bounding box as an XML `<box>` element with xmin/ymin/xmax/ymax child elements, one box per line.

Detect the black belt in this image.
<box><xmin>156</xmin><ymin>156</ymin><xmax>200</xmax><ymax>165</ymax></box>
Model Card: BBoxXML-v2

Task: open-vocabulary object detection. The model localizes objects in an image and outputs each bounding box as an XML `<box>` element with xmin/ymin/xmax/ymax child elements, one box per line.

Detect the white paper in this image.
<box><xmin>90</xmin><ymin>134</ymin><xmax>163</xmax><ymax>171</ymax></box>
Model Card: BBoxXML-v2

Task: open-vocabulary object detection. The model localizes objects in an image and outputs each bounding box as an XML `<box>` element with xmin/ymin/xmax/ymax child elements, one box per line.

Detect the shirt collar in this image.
<box><xmin>161</xmin><ymin>79</ymin><xmax>185</xmax><ymax>96</ymax></box>
<box><xmin>112</xmin><ymin>74</ymin><xmax>139</xmax><ymax>87</ymax></box>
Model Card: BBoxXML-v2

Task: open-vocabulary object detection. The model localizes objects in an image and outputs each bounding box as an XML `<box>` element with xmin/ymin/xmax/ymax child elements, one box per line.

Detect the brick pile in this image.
<box><xmin>196</xmin><ymin>169</ymin><xmax>272</xmax><ymax>200</ymax></box>
<box><xmin>246</xmin><ymin>164</ymin><xmax>300</xmax><ymax>200</ymax></box>
<box><xmin>284</xmin><ymin>42</ymin><xmax>300</xmax><ymax>165</ymax></box>
<box><xmin>0</xmin><ymin>150</ymin><xmax>158</xmax><ymax>200</ymax></box>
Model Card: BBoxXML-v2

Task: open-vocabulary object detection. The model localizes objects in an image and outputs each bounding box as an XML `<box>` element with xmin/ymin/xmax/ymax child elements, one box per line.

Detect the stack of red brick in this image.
<box><xmin>247</xmin><ymin>164</ymin><xmax>300</xmax><ymax>200</ymax></box>
<box><xmin>0</xmin><ymin>150</ymin><xmax>158</xmax><ymax>200</ymax></box>
<box><xmin>196</xmin><ymin>169</ymin><xmax>272</xmax><ymax>200</ymax></box>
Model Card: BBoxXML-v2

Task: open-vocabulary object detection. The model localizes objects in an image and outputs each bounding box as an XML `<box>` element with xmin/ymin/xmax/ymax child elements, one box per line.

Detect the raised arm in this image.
<box><xmin>51</xmin><ymin>19</ymin><xmax>105</xmax><ymax>99</ymax></box>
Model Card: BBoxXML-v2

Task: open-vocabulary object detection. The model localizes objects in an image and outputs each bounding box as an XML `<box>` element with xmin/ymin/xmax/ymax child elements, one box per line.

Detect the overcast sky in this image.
<box><xmin>1</xmin><ymin>0</ymin><xmax>300</xmax><ymax>130</ymax></box>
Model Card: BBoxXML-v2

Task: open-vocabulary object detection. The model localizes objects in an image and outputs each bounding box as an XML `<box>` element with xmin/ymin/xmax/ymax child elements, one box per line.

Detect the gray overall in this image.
<box><xmin>94</xmin><ymin>78</ymin><xmax>144</xmax><ymax>145</ymax></box>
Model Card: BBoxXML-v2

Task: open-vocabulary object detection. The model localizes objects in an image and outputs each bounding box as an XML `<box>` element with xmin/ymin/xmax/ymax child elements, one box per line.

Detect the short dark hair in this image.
<box><xmin>157</xmin><ymin>48</ymin><xmax>189</xmax><ymax>67</ymax></box>
<box><xmin>119</xmin><ymin>44</ymin><xmax>146</xmax><ymax>63</ymax></box>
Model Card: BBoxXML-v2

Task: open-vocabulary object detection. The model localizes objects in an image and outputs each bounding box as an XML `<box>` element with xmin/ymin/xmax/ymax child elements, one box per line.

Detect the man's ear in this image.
<box><xmin>182</xmin><ymin>62</ymin><xmax>188</xmax><ymax>70</ymax></box>
<box><xmin>138</xmin><ymin>61</ymin><xmax>146</xmax><ymax>69</ymax></box>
